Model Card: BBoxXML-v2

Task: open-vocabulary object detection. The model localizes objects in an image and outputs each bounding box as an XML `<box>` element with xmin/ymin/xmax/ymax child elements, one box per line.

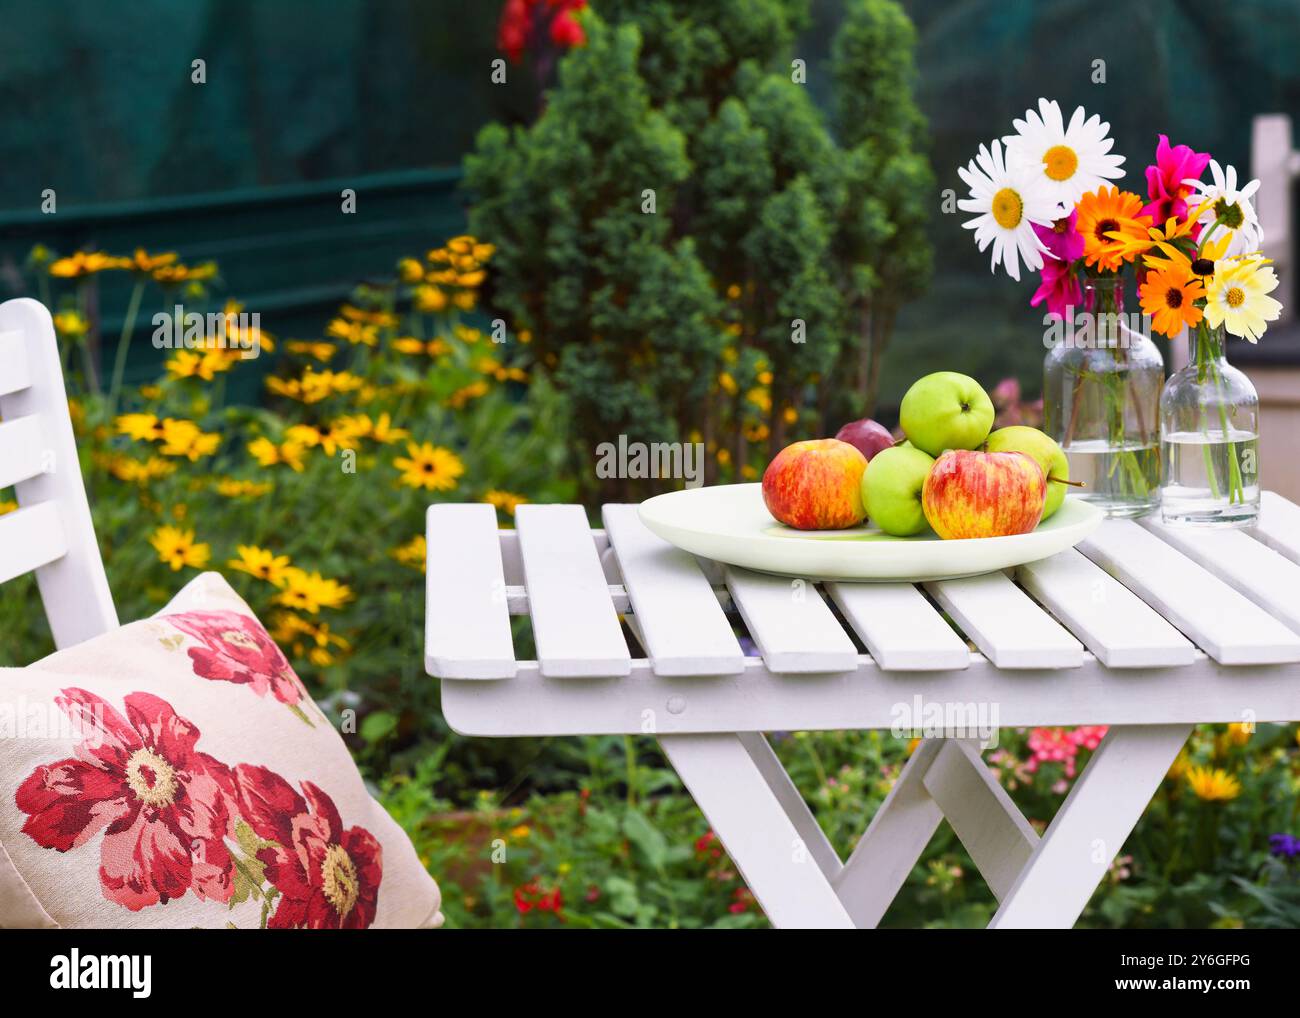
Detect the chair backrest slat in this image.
<box><xmin>0</xmin><ymin>299</ymin><xmax>118</xmax><ymax>649</ymax></box>
<box><xmin>0</xmin><ymin>415</ymin><xmax>51</xmax><ymax>490</ymax></box>
<box><xmin>0</xmin><ymin>330</ymin><xmax>31</xmax><ymax>396</ymax></box>
<box><xmin>0</xmin><ymin>503</ymin><xmax>69</xmax><ymax>585</ymax></box>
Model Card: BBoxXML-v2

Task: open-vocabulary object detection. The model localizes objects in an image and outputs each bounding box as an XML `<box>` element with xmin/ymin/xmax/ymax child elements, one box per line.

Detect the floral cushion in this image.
<box><xmin>0</xmin><ymin>572</ymin><xmax>442</xmax><ymax>929</ymax></box>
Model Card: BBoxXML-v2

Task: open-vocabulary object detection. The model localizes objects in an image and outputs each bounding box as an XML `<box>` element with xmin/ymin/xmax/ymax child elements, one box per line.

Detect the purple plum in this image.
<box><xmin>834</xmin><ymin>418</ymin><xmax>894</xmax><ymax>462</ymax></box>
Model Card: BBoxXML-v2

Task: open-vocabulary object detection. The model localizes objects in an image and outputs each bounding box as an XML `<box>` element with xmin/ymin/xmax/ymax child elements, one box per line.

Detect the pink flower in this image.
<box><xmin>166</xmin><ymin>610</ymin><xmax>306</xmax><ymax>707</ymax></box>
<box><xmin>1030</xmin><ymin>259</ymin><xmax>1081</xmax><ymax>320</ymax></box>
<box><xmin>15</xmin><ymin>689</ymin><xmax>236</xmax><ymax>911</ymax></box>
<box><xmin>1141</xmin><ymin>135</ymin><xmax>1211</xmax><ymax>225</ymax></box>
<box><xmin>1032</xmin><ymin>210</ymin><xmax>1084</xmax><ymax>263</ymax></box>
<box><xmin>1069</xmin><ymin>725</ymin><xmax>1109</xmax><ymax>752</ymax></box>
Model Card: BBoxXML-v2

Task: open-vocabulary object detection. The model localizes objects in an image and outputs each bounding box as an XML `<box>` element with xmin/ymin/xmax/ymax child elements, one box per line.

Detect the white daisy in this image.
<box><xmin>1003</xmin><ymin>98</ymin><xmax>1126</xmax><ymax>210</ymax></box>
<box><xmin>1184</xmin><ymin>160</ymin><xmax>1263</xmax><ymax>257</ymax></box>
<box><xmin>957</xmin><ymin>139</ymin><xmax>1059</xmax><ymax>281</ymax></box>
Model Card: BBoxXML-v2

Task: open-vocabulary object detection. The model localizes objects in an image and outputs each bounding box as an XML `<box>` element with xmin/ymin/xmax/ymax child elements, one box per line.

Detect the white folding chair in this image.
<box><xmin>0</xmin><ymin>298</ymin><xmax>118</xmax><ymax>649</ymax></box>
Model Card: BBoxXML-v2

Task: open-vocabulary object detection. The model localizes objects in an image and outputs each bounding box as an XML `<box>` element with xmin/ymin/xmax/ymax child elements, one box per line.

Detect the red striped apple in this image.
<box><xmin>921</xmin><ymin>449</ymin><xmax>1047</xmax><ymax>540</ymax></box>
<box><xmin>762</xmin><ymin>439</ymin><xmax>867</xmax><ymax>530</ymax></box>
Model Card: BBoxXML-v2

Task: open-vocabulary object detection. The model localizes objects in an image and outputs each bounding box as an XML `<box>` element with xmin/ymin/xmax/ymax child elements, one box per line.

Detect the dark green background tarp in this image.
<box><xmin>2</xmin><ymin>0</ymin><xmax>1298</xmax><ymax>399</ymax></box>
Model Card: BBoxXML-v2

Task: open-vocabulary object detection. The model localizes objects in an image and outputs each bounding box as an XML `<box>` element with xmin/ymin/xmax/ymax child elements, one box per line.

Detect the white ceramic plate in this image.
<box><xmin>638</xmin><ymin>484</ymin><xmax>1104</xmax><ymax>582</ymax></box>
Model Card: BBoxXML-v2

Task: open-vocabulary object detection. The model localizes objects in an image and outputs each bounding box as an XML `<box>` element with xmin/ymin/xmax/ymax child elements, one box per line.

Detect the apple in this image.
<box><xmin>899</xmin><ymin>372</ymin><xmax>995</xmax><ymax>457</ymax></box>
<box><xmin>985</xmin><ymin>425</ymin><xmax>1070</xmax><ymax>520</ymax></box>
<box><xmin>834</xmin><ymin>418</ymin><xmax>894</xmax><ymax>462</ymax></box>
<box><xmin>762</xmin><ymin>439</ymin><xmax>867</xmax><ymax>530</ymax></box>
<box><xmin>862</xmin><ymin>445</ymin><xmax>935</xmax><ymax>536</ymax></box>
<box><xmin>921</xmin><ymin>449</ymin><xmax>1046</xmax><ymax>539</ymax></box>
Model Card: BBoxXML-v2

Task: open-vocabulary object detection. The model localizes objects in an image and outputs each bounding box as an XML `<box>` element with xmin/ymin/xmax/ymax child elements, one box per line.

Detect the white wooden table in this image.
<box><xmin>424</xmin><ymin>495</ymin><xmax>1300</xmax><ymax>929</ymax></box>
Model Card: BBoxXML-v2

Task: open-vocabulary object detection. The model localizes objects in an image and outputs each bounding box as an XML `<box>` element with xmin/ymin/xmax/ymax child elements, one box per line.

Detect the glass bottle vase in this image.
<box><xmin>1042</xmin><ymin>276</ymin><xmax>1163</xmax><ymax>518</ymax></box>
<box><xmin>1158</xmin><ymin>322</ymin><xmax>1260</xmax><ymax>527</ymax></box>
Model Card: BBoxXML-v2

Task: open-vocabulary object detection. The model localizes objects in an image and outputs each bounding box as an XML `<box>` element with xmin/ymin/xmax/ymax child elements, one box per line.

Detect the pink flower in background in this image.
<box><xmin>1025</xmin><ymin>725</ymin><xmax>1109</xmax><ymax>779</ymax></box>
<box><xmin>1069</xmin><ymin>725</ymin><xmax>1109</xmax><ymax>752</ymax></box>
<box><xmin>1030</xmin><ymin>258</ymin><xmax>1082</xmax><ymax>320</ymax></box>
<box><xmin>1032</xmin><ymin>209</ymin><xmax>1084</xmax><ymax>263</ymax></box>
<box><xmin>1141</xmin><ymin>134</ymin><xmax>1211</xmax><ymax>225</ymax></box>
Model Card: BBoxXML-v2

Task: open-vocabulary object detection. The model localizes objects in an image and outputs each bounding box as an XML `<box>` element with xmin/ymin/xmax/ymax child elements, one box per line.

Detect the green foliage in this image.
<box><xmin>465</xmin><ymin>0</ymin><xmax>932</xmax><ymax>495</ymax></box>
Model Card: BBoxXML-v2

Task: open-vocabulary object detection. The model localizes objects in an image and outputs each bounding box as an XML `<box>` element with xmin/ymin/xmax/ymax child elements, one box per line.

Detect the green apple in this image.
<box><xmin>899</xmin><ymin>372</ymin><xmax>994</xmax><ymax>457</ymax></box>
<box><xmin>862</xmin><ymin>445</ymin><xmax>936</xmax><ymax>536</ymax></box>
<box><xmin>985</xmin><ymin>425</ymin><xmax>1070</xmax><ymax>520</ymax></box>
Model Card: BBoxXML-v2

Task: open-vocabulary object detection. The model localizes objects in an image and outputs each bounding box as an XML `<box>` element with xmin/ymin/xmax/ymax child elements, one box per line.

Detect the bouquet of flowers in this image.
<box><xmin>954</xmin><ymin>99</ymin><xmax>1283</xmax><ymax>519</ymax></box>
<box><xmin>956</xmin><ymin>97</ymin><xmax>1279</xmax><ymax>332</ymax></box>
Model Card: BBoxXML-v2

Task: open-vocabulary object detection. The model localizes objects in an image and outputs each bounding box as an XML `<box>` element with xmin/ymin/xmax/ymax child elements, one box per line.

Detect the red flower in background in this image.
<box><xmin>234</xmin><ymin>764</ymin><xmax>382</xmax><ymax>929</ymax></box>
<box><xmin>166</xmin><ymin>610</ymin><xmax>306</xmax><ymax>706</ymax></box>
<box><xmin>514</xmin><ymin>878</ymin><xmax>564</xmax><ymax>919</ymax></box>
<box><xmin>15</xmin><ymin>688</ymin><xmax>236</xmax><ymax>911</ymax></box>
<box><xmin>498</xmin><ymin>0</ymin><xmax>586</xmax><ymax>64</ymax></box>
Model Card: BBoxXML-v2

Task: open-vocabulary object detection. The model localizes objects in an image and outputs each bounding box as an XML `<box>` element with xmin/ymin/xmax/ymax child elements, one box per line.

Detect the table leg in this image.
<box><xmin>989</xmin><ymin>723</ymin><xmax>1192</xmax><ymax>929</ymax></box>
<box><xmin>660</xmin><ymin>732</ymin><xmax>856</xmax><ymax>929</ymax></box>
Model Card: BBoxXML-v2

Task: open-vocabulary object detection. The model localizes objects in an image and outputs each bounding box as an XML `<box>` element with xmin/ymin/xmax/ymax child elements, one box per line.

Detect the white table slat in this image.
<box><xmin>0</xmin><ymin>501</ymin><xmax>68</xmax><ymax>585</ymax></box>
<box><xmin>1141</xmin><ymin>516</ymin><xmax>1300</xmax><ymax>637</ymax></box>
<box><xmin>1251</xmin><ymin>491</ymin><xmax>1300</xmax><ymax>566</ymax></box>
<box><xmin>601</xmin><ymin>505</ymin><xmax>744</xmax><ymax>676</ymax></box>
<box><xmin>925</xmin><ymin>571</ymin><xmax>1083</xmax><ymax>669</ymax></box>
<box><xmin>724</xmin><ymin>566</ymin><xmax>858</xmax><ymax>673</ymax></box>
<box><xmin>424</xmin><ymin>504</ymin><xmax>516</xmax><ymax>679</ymax></box>
<box><xmin>1080</xmin><ymin>520</ymin><xmax>1300</xmax><ymax>665</ymax></box>
<box><xmin>0</xmin><ymin>330</ymin><xmax>31</xmax><ymax>397</ymax></box>
<box><xmin>1016</xmin><ymin>548</ymin><xmax>1197</xmax><ymax>668</ymax></box>
<box><xmin>824</xmin><ymin>581</ymin><xmax>969</xmax><ymax>671</ymax></box>
<box><xmin>516</xmin><ymin>504</ymin><xmax>632</xmax><ymax>678</ymax></box>
<box><xmin>0</xmin><ymin>415</ymin><xmax>48</xmax><ymax>490</ymax></box>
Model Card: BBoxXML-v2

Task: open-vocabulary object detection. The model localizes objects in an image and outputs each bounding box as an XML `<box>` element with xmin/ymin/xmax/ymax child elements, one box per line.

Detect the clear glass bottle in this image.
<box><xmin>1042</xmin><ymin>275</ymin><xmax>1163</xmax><ymax>518</ymax></box>
<box><xmin>1159</xmin><ymin>322</ymin><xmax>1260</xmax><ymax>526</ymax></box>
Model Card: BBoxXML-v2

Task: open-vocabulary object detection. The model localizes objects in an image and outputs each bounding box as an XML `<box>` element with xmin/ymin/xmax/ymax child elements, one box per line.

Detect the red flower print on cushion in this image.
<box><xmin>234</xmin><ymin>764</ymin><xmax>382</xmax><ymax>929</ymax></box>
<box><xmin>15</xmin><ymin>688</ymin><xmax>236</xmax><ymax>911</ymax></box>
<box><xmin>166</xmin><ymin>610</ymin><xmax>306</xmax><ymax>707</ymax></box>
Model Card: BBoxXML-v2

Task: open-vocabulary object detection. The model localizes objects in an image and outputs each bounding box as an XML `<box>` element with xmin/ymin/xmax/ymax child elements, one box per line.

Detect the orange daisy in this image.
<box><xmin>1077</xmin><ymin>187</ymin><xmax>1151</xmax><ymax>272</ymax></box>
<box><xmin>1139</xmin><ymin>263</ymin><xmax>1205</xmax><ymax>338</ymax></box>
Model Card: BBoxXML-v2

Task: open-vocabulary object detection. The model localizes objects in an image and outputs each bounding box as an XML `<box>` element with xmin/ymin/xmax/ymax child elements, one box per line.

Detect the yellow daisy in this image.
<box><xmin>248</xmin><ymin>437</ymin><xmax>307</xmax><ymax>472</ymax></box>
<box><xmin>1203</xmin><ymin>257</ymin><xmax>1283</xmax><ymax>343</ymax></box>
<box><xmin>334</xmin><ymin>413</ymin><xmax>409</xmax><ymax>445</ymax></box>
<box><xmin>391</xmin><ymin>534</ymin><xmax>427</xmax><ymax>572</ymax></box>
<box><xmin>229</xmin><ymin>545</ymin><xmax>292</xmax><ymax>587</ymax></box>
<box><xmin>214</xmin><ymin>478</ymin><xmax>273</xmax><ymax>498</ymax></box>
<box><xmin>158</xmin><ymin>419</ymin><xmax>221</xmax><ymax>460</ymax></box>
<box><xmin>286</xmin><ymin>341</ymin><xmax>337</xmax><ymax>362</ymax></box>
<box><xmin>275</xmin><ymin>568</ymin><xmax>353</xmax><ymax>614</ymax></box>
<box><xmin>1185</xmin><ymin>765</ymin><xmax>1241</xmax><ymax>802</ymax></box>
<box><xmin>53</xmin><ymin>310</ymin><xmax>90</xmax><ymax>339</ymax></box>
<box><xmin>116</xmin><ymin>413</ymin><xmax>164</xmax><ymax>442</ymax></box>
<box><xmin>393</xmin><ymin>443</ymin><xmax>465</xmax><ymax>492</ymax></box>
<box><xmin>484</xmin><ymin>490</ymin><xmax>527</xmax><ymax>516</ymax></box>
<box><xmin>49</xmin><ymin>251</ymin><xmax>128</xmax><ymax>278</ymax></box>
<box><xmin>413</xmin><ymin>285</ymin><xmax>448</xmax><ymax>313</ymax></box>
<box><xmin>150</xmin><ymin>526</ymin><xmax>210</xmax><ymax>571</ymax></box>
